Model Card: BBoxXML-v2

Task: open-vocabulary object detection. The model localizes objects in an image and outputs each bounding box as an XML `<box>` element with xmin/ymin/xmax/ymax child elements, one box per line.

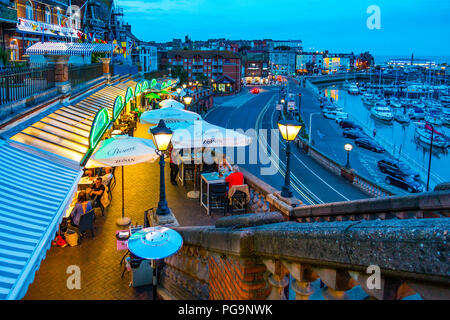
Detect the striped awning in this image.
<box><xmin>26</xmin><ymin>42</ymin><xmax>114</xmax><ymax>56</ymax></box>
<box><xmin>0</xmin><ymin>141</ymin><xmax>81</xmax><ymax>300</ymax></box>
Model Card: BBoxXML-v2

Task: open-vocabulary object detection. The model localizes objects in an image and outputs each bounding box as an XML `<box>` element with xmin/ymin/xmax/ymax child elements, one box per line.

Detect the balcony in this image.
<box><xmin>192</xmin><ymin>61</ymin><xmax>203</xmax><ymax>66</ymax></box>
<box><xmin>0</xmin><ymin>0</ymin><xmax>17</xmax><ymax>23</ymax></box>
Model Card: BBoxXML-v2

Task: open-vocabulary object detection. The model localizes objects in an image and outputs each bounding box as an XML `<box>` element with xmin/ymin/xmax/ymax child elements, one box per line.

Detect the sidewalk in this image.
<box><xmin>24</xmin><ymin>122</ymin><xmax>221</xmax><ymax>300</ymax></box>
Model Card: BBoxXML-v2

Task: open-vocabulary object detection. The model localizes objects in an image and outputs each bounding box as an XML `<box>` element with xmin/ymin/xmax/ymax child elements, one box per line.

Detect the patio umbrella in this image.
<box><xmin>145</xmin><ymin>93</ymin><xmax>161</xmax><ymax>100</ymax></box>
<box><xmin>171</xmin><ymin>120</ymin><xmax>252</xmax><ymax>149</ymax></box>
<box><xmin>170</xmin><ymin>120</ymin><xmax>252</xmax><ymax>198</ymax></box>
<box><xmin>140</xmin><ymin>108</ymin><xmax>202</xmax><ymax>130</ymax></box>
<box><xmin>159</xmin><ymin>99</ymin><xmax>185</xmax><ymax>109</ymax></box>
<box><xmin>85</xmin><ymin>135</ymin><xmax>159</xmax><ymax>226</ymax></box>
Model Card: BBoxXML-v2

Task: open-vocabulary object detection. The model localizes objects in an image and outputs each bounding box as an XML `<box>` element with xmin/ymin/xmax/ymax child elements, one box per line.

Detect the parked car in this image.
<box><xmin>377</xmin><ymin>159</ymin><xmax>420</xmax><ymax>180</ymax></box>
<box><xmin>343</xmin><ymin>128</ymin><xmax>368</xmax><ymax>139</ymax></box>
<box><xmin>335</xmin><ymin>116</ymin><xmax>348</xmax><ymax>124</ymax></box>
<box><xmin>355</xmin><ymin>137</ymin><xmax>385</xmax><ymax>152</ymax></box>
<box><xmin>339</xmin><ymin>120</ymin><xmax>363</xmax><ymax>130</ymax></box>
<box><xmin>385</xmin><ymin>175</ymin><xmax>424</xmax><ymax>193</ymax></box>
<box><xmin>323</xmin><ymin>111</ymin><xmax>348</xmax><ymax>120</ymax></box>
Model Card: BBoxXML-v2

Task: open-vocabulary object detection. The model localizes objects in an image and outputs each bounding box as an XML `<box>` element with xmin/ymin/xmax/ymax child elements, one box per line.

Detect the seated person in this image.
<box><xmin>217</xmin><ymin>154</ymin><xmax>232</xmax><ymax>173</ymax></box>
<box><xmin>88</xmin><ymin>177</ymin><xmax>105</xmax><ymax>207</ymax></box>
<box><xmin>69</xmin><ymin>191</ymin><xmax>92</xmax><ymax>227</ymax></box>
<box><xmin>101</xmin><ymin>167</ymin><xmax>114</xmax><ymax>186</ymax></box>
<box><xmin>225</xmin><ymin>165</ymin><xmax>244</xmax><ymax>190</ymax></box>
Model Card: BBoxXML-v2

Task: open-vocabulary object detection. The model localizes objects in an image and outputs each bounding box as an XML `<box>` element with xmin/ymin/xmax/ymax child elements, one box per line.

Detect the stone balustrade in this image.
<box><xmin>158</xmin><ymin>212</ymin><xmax>450</xmax><ymax>300</ymax></box>
<box><xmin>240</xmin><ymin>167</ymin><xmax>301</xmax><ymax>218</ymax></box>
<box><xmin>292</xmin><ymin>190</ymin><xmax>449</xmax><ymax>222</ymax></box>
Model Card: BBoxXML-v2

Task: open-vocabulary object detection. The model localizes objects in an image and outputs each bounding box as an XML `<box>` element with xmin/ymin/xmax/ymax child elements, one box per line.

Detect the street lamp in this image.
<box><xmin>150</xmin><ymin>120</ymin><xmax>173</xmax><ymax>216</ymax></box>
<box><xmin>344</xmin><ymin>143</ymin><xmax>353</xmax><ymax>169</ymax></box>
<box><xmin>182</xmin><ymin>84</ymin><xmax>187</xmax><ymax>89</ymax></box>
<box><xmin>426</xmin><ymin>123</ymin><xmax>435</xmax><ymax>192</ymax></box>
<box><xmin>184</xmin><ymin>96</ymin><xmax>192</xmax><ymax>110</ymax></box>
<box><xmin>278</xmin><ymin>119</ymin><xmax>302</xmax><ymax>198</ymax></box>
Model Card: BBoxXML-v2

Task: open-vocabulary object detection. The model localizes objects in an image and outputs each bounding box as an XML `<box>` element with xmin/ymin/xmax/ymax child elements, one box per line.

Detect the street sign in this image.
<box><xmin>276</xmin><ymin>104</ymin><xmax>283</xmax><ymax>111</ymax></box>
<box><xmin>287</xmin><ymin>101</ymin><xmax>296</xmax><ymax>111</ymax></box>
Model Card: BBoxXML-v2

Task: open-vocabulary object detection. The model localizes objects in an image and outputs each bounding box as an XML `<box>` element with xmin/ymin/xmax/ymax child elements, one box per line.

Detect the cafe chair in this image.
<box><xmin>228</xmin><ymin>185</ymin><xmax>250</xmax><ymax>215</ymax></box>
<box><xmin>209</xmin><ymin>183</ymin><xmax>227</xmax><ymax>215</ymax></box>
<box><xmin>67</xmin><ymin>209</ymin><xmax>95</xmax><ymax>244</ymax></box>
<box><xmin>91</xmin><ymin>194</ymin><xmax>105</xmax><ymax>217</ymax></box>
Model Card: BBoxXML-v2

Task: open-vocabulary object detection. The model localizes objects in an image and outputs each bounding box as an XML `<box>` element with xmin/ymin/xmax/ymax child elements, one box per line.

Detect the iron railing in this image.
<box><xmin>68</xmin><ymin>63</ymin><xmax>103</xmax><ymax>88</ymax></box>
<box><xmin>0</xmin><ymin>64</ymin><xmax>55</xmax><ymax>106</ymax></box>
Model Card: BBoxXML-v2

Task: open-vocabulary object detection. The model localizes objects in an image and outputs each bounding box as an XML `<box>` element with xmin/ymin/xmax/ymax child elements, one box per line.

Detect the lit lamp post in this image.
<box><xmin>184</xmin><ymin>96</ymin><xmax>192</xmax><ymax>111</ymax></box>
<box><xmin>280</xmin><ymin>99</ymin><xmax>286</xmax><ymax>116</ymax></box>
<box><xmin>176</xmin><ymin>87</ymin><xmax>182</xmax><ymax>102</ymax></box>
<box><xmin>150</xmin><ymin>120</ymin><xmax>173</xmax><ymax>216</ymax></box>
<box><xmin>278</xmin><ymin>120</ymin><xmax>302</xmax><ymax>198</ymax></box>
<box><xmin>345</xmin><ymin>143</ymin><xmax>353</xmax><ymax>169</ymax></box>
<box><xmin>182</xmin><ymin>84</ymin><xmax>187</xmax><ymax>89</ymax></box>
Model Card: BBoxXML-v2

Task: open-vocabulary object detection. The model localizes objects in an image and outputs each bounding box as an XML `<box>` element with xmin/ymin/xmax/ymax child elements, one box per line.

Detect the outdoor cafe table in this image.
<box><xmin>200</xmin><ymin>171</ymin><xmax>231</xmax><ymax>216</ymax></box>
<box><xmin>78</xmin><ymin>176</ymin><xmax>94</xmax><ymax>190</ymax></box>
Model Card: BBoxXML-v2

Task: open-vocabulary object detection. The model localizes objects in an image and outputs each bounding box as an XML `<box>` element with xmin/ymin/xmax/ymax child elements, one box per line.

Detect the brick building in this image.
<box><xmin>168</xmin><ymin>50</ymin><xmax>242</xmax><ymax>94</ymax></box>
<box><xmin>243</xmin><ymin>50</ymin><xmax>269</xmax><ymax>85</ymax></box>
<box><xmin>11</xmin><ymin>0</ymin><xmax>81</xmax><ymax>61</ymax></box>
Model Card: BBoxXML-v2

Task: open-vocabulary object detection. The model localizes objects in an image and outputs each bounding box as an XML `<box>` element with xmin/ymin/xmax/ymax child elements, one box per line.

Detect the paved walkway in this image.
<box><xmin>24</xmin><ymin>122</ymin><xmax>221</xmax><ymax>300</ymax></box>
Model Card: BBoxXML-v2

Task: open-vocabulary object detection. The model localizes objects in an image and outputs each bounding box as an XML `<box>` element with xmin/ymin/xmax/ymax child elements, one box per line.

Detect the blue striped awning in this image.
<box><xmin>0</xmin><ymin>141</ymin><xmax>81</xmax><ymax>300</ymax></box>
<box><xmin>26</xmin><ymin>42</ymin><xmax>113</xmax><ymax>56</ymax></box>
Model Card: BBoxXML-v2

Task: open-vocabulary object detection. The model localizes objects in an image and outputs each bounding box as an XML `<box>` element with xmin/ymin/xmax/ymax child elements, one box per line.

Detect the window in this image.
<box><xmin>45</xmin><ymin>6</ymin><xmax>51</xmax><ymax>24</ymax></box>
<box><xmin>26</xmin><ymin>1</ymin><xmax>33</xmax><ymax>20</ymax></box>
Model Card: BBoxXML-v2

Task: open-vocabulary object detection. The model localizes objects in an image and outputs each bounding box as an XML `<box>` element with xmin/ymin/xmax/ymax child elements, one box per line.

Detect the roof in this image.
<box><xmin>9</xmin><ymin>82</ymin><xmax>132</xmax><ymax>164</ymax></box>
<box><xmin>168</xmin><ymin>50</ymin><xmax>241</xmax><ymax>59</ymax></box>
<box><xmin>0</xmin><ymin>141</ymin><xmax>81</xmax><ymax>300</ymax></box>
<box><xmin>215</xmin><ymin>74</ymin><xmax>235</xmax><ymax>84</ymax></box>
<box><xmin>26</xmin><ymin>42</ymin><xmax>113</xmax><ymax>56</ymax></box>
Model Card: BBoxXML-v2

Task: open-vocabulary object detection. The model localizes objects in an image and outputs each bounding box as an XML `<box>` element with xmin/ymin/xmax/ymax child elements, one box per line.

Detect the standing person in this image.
<box><xmin>373</xmin><ymin>128</ymin><xmax>377</xmax><ymax>138</ymax></box>
<box><xmin>169</xmin><ymin>144</ymin><xmax>179</xmax><ymax>185</ymax></box>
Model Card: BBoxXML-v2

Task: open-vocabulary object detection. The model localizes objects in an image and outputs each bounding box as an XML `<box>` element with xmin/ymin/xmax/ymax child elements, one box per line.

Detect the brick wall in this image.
<box><xmin>208</xmin><ymin>254</ymin><xmax>270</xmax><ymax>300</ymax></box>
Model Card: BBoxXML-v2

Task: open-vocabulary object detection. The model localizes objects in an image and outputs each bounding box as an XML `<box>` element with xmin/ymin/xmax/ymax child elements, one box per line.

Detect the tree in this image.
<box><xmin>171</xmin><ymin>65</ymin><xmax>188</xmax><ymax>84</ymax></box>
<box><xmin>196</xmin><ymin>73</ymin><xmax>209</xmax><ymax>85</ymax></box>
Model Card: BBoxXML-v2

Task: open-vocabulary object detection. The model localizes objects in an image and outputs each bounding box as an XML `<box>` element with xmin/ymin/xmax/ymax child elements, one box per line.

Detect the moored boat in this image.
<box><xmin>371</xmin><ymin>102</ymin><xmax>394</xmax><ymax>122</ymax></box>
<box><xmin>394</xmin><ymin>113</ymin><xmax>410</xmax><ymax>124</ymax></box>
<box><xmin>414</xmin><ymin>126</ymin><xmax>449</xmax><ymax>148</ymax></box>
<box><xmin>348</xmin><ymin>84</ymin><xmax>359</xmax><ymax>95</ymax></box>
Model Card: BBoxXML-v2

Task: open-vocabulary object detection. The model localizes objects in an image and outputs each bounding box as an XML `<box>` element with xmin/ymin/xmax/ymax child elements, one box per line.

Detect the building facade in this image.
<box><xmin>269</xmin><ymin>49</ymin><xmax>296</xmax><ymax>76</ymax></box>
<box><xmin>168</xmin><ymin>50</ymin><xmax>242</xmax><ymax>93</ymax></box>
<box><xmin>296</xmin><ymin>52</ymin><xmax>324</xmax><ymax>74</ymax></box>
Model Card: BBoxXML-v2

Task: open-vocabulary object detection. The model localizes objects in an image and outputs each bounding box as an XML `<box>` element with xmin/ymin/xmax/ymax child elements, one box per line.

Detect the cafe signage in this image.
<box><xmin>112</xmin><ymin>96</ymin><xmax>124</xmax><ymax>121</ymax></box>
<box><xmin>135</xmin><ymin>83</ymin><xmax>142</xmax><ymax>96</ymax></box>
<box><xmin>81</xmin><ymin>107</ymin><xmax>111</xmax><ymax>166</ymax></box>
<box><xmin>161</xmin><ymin>81</ymin><xmax>167</xmax><ymax>90</ymax></box>
<box><xmin>167</xmin><ymin>80</ymin><xmax>172</xmax><ymax>87</ymax></box>
<box><xmin>142</xmin><ymin>80</ymin><xmax>149</xmax><ymax>92</ymax></box>
<box><xmin>150</xmin><ymin>78</ymin><xmax>157</xmax><ymax>88</ymax></box>
<box><xmin>125</xmin><ymin>87</ymin><xmax>134</xmax><ymax>104</ymax></box>
<box><xmin>287</xmin><ymin>101</ymin><xmax>296</xmax><ymax>111</ymax></box>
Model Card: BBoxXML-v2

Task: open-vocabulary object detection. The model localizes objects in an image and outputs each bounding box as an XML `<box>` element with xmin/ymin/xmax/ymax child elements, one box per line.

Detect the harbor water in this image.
<box><xmin>323</xmin><ymin>85</ymin><xmax>450</xmax><ymax>187</ymax></box>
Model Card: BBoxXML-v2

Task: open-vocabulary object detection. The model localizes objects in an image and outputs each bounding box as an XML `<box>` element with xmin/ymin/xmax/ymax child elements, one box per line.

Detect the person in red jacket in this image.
<box><xmin>225</xmin><ymin>165</ymin><xmax>244</xmax><ymax>189</ymax></box>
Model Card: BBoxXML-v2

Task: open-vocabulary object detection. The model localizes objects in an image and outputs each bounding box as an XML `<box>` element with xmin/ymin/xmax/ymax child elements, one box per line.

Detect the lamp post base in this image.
<box><xmin>187</xmin><ymin>190</ymin><xmax>199</xmax><ymax>199</ymax></box>
<box><xmin>116</xmin><ymin>217</ymin><xmax>131</xmax><ymax>226</ymax></box>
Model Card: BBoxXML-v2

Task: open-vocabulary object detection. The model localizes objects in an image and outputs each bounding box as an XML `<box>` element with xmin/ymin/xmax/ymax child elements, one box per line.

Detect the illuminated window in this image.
<box><xmin>45</xmin><ymin>6</ymin><xmax>51</xmax><ymax>24</ymax></box>
<box><xmin>26</xmin><ymin>1</ymin><xmax>33</xmax><ymax>20</ymax></box>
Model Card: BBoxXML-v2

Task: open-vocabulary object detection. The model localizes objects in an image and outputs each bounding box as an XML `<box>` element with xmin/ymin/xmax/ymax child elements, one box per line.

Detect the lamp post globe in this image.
<box><xmin>150</xmin><ymin>120</ymin><xmax>173</xmax><ymax>216</ymax></box>
<box><xmin>278</xmin><ymin>120</ymin><xmax>302</xmax><ymax>198</ymax></box>
<box><xmin>344</xmin><ymin>143</ymin><xmax>353</xmax><ymax>169</ymax></box>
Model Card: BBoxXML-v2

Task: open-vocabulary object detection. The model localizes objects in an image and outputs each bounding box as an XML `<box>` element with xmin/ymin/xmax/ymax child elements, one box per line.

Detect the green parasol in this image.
<box><xmin>145</xmin><ymin>93</ymin><xmax>161</xmax><ymax>99</ymax></box>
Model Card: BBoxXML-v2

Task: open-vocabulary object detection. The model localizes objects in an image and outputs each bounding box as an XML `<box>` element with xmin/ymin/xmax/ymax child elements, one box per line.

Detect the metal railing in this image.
<box><xmin>0</xmin><ymin>64</ymin><xmax>55</xmax><ymax>106</ymax></box>
<box><xmin>68</xmin><ymin>63</ymin><xmax>103</xmax><ymax>88</ymax></box>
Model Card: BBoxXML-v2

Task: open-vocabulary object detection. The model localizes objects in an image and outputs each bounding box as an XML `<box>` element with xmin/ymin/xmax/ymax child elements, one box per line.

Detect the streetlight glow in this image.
<box><xmin>345</xmin><ymin>143</ymin><xmax>353</xmax><ymax>151</ymax></box>
<box><xmin>150</xmin><ymin>120</ymin><xmax>173</xmax><ymax>152</ymax></box>
<box><xmin>278</xmin><ymin>120</ymin><xmax>302</xmax><ymax>141</ymax></box>
<box><xmin>184</xmin><ymin>96</ymin><xmax>192</xmax><ymax>106</ymax></box>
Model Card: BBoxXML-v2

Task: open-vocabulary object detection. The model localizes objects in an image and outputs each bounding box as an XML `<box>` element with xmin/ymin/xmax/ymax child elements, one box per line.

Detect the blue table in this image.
<box><xmin>200</xmin><ymin>171</ymin><xmax>231</xmax><ymax>215</ymax></box>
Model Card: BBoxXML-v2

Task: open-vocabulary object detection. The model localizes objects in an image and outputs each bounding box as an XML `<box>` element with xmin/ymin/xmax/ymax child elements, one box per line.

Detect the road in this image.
<box><xmin>205</xmin><ymin>85</ymin><xmax>369</xmax><ymax>205</ymax></box>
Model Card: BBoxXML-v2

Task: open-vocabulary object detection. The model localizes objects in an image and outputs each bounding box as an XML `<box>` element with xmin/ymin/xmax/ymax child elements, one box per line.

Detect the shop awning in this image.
<box><xmin>25</xmin><ymin>42</ymin><xmax>113</xmax><ymax>56</ymax></box>
<box><xmin>10</xmin><ymin>85</ymin><xmax>123</xmax><ymax>163</ymax></box>
<box><xmin>0</xmin><ymin>141</ymin><xmax>81</xmax><ymax>300</ymax></box>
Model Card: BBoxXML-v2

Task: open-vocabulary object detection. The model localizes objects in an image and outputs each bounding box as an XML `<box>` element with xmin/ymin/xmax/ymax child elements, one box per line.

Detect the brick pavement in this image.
<box><xmin>24</xmin><ymin>122</ymin><xmax>222</xmax><ymax>300</ymax></box>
